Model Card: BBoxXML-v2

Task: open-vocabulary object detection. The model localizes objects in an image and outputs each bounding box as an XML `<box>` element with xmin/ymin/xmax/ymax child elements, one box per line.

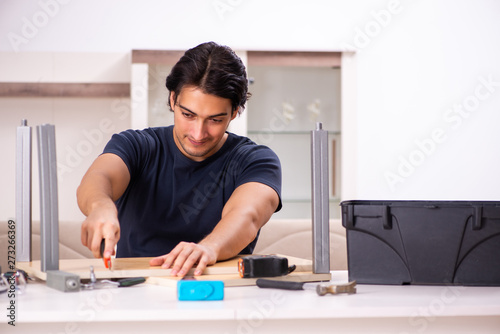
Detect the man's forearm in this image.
<box><xmin>201</xmin><ymin>182</ymin><xmax>278</xmax><ymax>261</ymax></box>
<box><xmin>77</xmin><ymin>171</ymin><xmax>116</xmax><ymax>217</ymax></box>
<box><xmin>77</xmin><ymin>153</ymin><xmax>130</xmax><ymax>217</ymax></box>
<box><xmin>200</xmin><ymin>210</ymin><xmax>262</xmax><ymax>261</ymax></box>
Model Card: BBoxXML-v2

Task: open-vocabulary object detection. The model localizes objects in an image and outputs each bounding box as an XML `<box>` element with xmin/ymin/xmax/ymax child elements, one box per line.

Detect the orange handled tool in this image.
<box><xmin>100</xmin><ymin>239</ymin><xmax>112</xmax><ymax>270</ymax></box>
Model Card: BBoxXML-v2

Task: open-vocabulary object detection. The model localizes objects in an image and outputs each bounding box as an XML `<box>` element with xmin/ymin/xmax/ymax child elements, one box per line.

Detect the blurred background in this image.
<box><xmin>1</xmin><ymin>0</ymin><xmax>499</xmax><ymax>223</ymax></box>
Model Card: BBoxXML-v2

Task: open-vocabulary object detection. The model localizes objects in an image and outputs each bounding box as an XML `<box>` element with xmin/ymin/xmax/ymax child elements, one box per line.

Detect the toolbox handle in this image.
<box><xmin>473</xmin><ymin>206</ymin><xmax>482</xmax><ymax>230</ymax></box>
<box><xmin>343</xmin><ymin>204</ymin><xmax>391</xmax><ymax>230</ymax></box>
<box><xmin>382</xmin><ymin>206</ymin><xmax>391</xmax><ymax>230</ymax></box>
<box><xmin>345</xmin><ymin>205</ymin><xmax>354</xmax><ymax>229</ymax></box>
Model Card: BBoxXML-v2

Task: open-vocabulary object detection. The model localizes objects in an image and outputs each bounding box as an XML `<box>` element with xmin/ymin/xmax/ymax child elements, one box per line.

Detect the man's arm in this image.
<box><xmin>149</xmin><ymin>181</ymin><xmax>280</xmax><ymax>276</ymax></box>
<box><xmin>77</xmin><ymin>153</ymin><xmax>130</xmax><ymax>259</ymax></box>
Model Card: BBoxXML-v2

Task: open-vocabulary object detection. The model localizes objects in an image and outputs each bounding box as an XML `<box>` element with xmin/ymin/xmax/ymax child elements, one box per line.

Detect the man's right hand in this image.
<box><xmin>77</xmin><ymin>153</ymin><xmax>130</xmax><ymax>260</ymax></box>
<box><xmin>81</xmin><ymin>202</ymin><xmax>121</xmax><ymax>259</ymax></box>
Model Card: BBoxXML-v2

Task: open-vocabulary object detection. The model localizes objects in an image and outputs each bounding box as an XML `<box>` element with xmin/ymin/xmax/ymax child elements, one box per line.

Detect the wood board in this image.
<box><xmin>16</xmin><ymin>255</ymin><xmax>324</xmax><ymax>285</ymax></box>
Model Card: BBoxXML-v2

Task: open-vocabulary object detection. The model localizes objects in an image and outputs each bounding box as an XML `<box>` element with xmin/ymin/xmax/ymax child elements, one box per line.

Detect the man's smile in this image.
<box><xmin>188</xmin><ymin>137</ymin><xmax>208</xmax><ymax>146</ymax></box>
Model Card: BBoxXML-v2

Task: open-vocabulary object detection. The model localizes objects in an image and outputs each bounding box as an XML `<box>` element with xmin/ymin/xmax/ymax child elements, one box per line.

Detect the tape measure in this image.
<box><xmin>238</xmin><ymin>255</ymin><xmax>296</xmax><ymax>278</ymax></box>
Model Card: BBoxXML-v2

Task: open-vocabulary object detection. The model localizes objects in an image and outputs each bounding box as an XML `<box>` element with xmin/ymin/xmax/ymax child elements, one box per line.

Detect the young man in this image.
<box><xmin>77</xmin><ymin>42</ymin><xmax>282</xmax><ymax>277</ymax></box>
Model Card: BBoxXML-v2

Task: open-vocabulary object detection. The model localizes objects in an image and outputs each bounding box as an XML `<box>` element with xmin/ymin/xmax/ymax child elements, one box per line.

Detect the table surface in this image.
<box><xmin>2</xmin><ymin>271</ymin><xmax>500</xmax><ymax>333</ymax></box>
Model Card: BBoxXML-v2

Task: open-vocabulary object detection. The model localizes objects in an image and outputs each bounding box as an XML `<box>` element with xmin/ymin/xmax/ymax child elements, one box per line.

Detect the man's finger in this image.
<box><xmin>149</xmin><ymin>255</ymin><xmax>167</xmax><ymax>267</ymax></box>
<box><xmin>175</xmin><ymin>249</ymin><xmax>203</xmax><ymax>277</ymax></box>
<box><xmin>170</xmin><ymin>244</ymin><xmax>197</xmax><ymax>276</ymax></box>
<box><xmin>159</xmin><ymin>242</ymin><xmax>186</xmax><ymax>269</ymax></box>
<box><xmin>101</xmin><ymin>239</ymin><xmax>114</xmax><ymax>259</ymax></box>
<box><xmin>194</xmin><ymin>255</ymin><xmax>209</xmax><ymax>276</ymax></box>
<box><xmin>102</xmin><ymin>233</ymin><xmax>119</xmax><ymax>258</ymax></box>
<box><xmin>81</xmin><ymin>224</ymin><xmax>89</xmax><ymax>247</ymax></box>
<box><xmin>90</xmin><ymin>236</ymin><xmax>104</xmax><ymax>258</ymax></box>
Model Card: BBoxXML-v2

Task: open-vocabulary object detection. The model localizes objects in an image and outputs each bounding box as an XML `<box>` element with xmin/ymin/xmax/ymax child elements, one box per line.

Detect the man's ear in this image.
<box><xmin>231</xmin><ymin>107</ymin><xmax>239</xmax><ymax>120</ymax></box>
<box><xmin>169</xmin><ymin>92</ymin><xmax>176</xmax><ymax>111</ymax></box>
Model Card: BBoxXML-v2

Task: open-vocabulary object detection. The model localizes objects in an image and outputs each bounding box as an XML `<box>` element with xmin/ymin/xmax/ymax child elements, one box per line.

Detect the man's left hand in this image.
<box><xmin>149</xmin><ymin>242</ymin><xmax>218</xmax><ymax>277</ymax></box>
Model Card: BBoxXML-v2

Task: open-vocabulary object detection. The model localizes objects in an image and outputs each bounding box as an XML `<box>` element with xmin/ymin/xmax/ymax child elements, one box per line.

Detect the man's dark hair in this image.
<box><xmin>166</xmin><ymin>41</ymin><xmax>250</xmax><ymax>115</ymax></box>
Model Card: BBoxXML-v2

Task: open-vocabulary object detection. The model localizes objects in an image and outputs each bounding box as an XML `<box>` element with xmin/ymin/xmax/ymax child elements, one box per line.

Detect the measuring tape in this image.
<box><xmin>238</xmin><ymin>255</ymin><xmax>296</xmax><ymax>278</ymax></box>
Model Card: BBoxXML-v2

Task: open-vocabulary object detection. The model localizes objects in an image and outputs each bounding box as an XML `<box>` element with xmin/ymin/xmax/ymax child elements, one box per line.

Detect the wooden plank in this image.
<box><xmin>17</xmin><ymin>255</ymin><xmax>314</xmax><ymax>281</ymax></box>
<box><xmin>0</xmin><ymin>82</ymin><xmax>130</xmax><ymax>97</ymax></box>
<box><xmin>132</xmin><ymin>50</ymin><xmax>184</xmax><ymax>64</ymax></box>
<box><xmin>248</xmin><ymin>51</ymin><xmax>341</xmax><ymax>67</ymax></box>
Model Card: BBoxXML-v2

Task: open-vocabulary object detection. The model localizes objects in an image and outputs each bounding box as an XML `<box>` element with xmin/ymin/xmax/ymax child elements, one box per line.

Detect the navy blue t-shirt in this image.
<box><xmin>102</xmin><ymin>126</ymin><xmax>282</xmax><ymax>258</ymax></box>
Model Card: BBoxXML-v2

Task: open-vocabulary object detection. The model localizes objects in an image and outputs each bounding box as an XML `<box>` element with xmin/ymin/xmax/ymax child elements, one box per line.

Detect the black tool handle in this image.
<box><xmin>117</xmin><ymin>277</ymin><xmax>146</xmax><ymax>287</ymax></box>
<box><xmin>100</xmin><ymin>239</ymin><xmax>105</xmax><ymax>257</ymax></box>
<box><xmin>256</xmin><ymin>279</ymin><xmax>305</xmax><ymax>290</ymax></box>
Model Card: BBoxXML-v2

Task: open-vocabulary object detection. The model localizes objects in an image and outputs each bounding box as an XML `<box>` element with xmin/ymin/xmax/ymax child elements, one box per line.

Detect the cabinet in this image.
<box><xmin>246</xmin><ymin>54</ymin><xmax>341</xmax><ymax>219</ymax></box>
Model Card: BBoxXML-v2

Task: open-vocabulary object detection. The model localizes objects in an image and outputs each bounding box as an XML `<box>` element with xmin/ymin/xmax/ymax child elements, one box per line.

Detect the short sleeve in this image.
<box><xmin>102</xmin><ymin>129</ymin><xmax>158</xmax><ymax>179</ymax></box>
<box><xmin>234</xmin><ymin>145</ymin><xmax>283</xmax><ymax>212</ymax></box>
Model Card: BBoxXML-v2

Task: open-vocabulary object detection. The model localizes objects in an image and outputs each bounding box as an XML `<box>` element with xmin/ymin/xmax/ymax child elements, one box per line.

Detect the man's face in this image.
<box><xmin>171</xmin><ymin>85</ymin><xmax>237</xmax><ymax>162</ymax></box>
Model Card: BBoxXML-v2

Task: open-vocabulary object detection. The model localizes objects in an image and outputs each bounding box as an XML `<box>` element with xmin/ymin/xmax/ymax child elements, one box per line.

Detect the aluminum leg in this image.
<box><xmin>16</xmin><ymin>119</ymin><xmax>32</xmax><ymax>262</ymax></box>
<box><xmin>311</xmin><ymin>122</ymin><xmax>330</xmax><ymax>274</ymax></box>
<box><xmin>37</xmin><ymin>124</ymin><xmax>59</xmax><ymax>272</ymax></box>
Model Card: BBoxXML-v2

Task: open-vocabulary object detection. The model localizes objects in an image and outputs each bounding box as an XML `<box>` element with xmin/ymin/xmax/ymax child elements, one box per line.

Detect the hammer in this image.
<box><xmin>256</xmin><ymin>279</ymin><xmax>357</xmax><ymax>296</ymax></box>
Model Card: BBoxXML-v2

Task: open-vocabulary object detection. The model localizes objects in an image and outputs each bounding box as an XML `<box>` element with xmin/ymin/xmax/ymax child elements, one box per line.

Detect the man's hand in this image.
<box><xmin>149</xmin><ymin>242</ymin><xmax>218</xmax><ymax>277</ymax></box>
<box><xmin>81</xmin><ymin>202</ymin><xmax>120</xmax><ymax>259</ymax></box>
<box><xmin>77</xmin><ymin>153</ymin><xmax>129</xmax><ymax>260</ymax></box>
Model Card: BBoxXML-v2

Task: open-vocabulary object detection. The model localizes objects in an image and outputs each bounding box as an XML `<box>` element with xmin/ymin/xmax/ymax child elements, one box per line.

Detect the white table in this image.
<box><xmin>2</xmin><ymin>271</ymin><xmax>500</xmax><ymax>333</ymax></box>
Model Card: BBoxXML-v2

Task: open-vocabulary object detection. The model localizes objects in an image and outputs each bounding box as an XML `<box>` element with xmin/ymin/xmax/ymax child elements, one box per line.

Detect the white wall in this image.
<box><xmin>1</xmin><ymin>0</ymin><xmax>500</xmax><ymax>224</ymax></box>
<box><xmin>351</xmin><ymin>0</ymin><xmax>500</xmax><ymax>200</ymax></box>
<box><xmin>0</xmin><ymin>53</ymin><xmax>131</xmax><ymax>223</ymax></box>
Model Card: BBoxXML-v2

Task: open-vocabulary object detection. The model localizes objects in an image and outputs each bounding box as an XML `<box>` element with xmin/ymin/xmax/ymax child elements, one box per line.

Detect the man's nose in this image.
<box><xmin>191</xmin><ymin>120</ymin><xmax>207</xmax><ymax>140</ymax></box>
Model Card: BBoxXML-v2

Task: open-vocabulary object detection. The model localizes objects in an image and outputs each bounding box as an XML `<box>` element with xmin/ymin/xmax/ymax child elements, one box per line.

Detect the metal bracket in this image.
<box><xmin>81</xmin><ymin>266</ymin><xmax>145</xmax><ymax>290</ymax></box>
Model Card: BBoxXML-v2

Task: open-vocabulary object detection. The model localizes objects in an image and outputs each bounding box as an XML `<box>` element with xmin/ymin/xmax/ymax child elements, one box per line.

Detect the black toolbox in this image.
<box><xmin>341</xmin><ymin>200</ymin><xmax>500</xmax><ymax>286</ymax></box>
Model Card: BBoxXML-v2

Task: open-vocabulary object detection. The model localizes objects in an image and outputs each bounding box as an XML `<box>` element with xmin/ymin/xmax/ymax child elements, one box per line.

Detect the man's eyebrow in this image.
<box><xmin>179</xmin><ymin>104</ymin><xmax>196</xmax><ymax>114</ymax></box>
<box><xmin>178</xmin><ymin>104</ymin><xmax>229</xmax><ymax>118</ymax></box>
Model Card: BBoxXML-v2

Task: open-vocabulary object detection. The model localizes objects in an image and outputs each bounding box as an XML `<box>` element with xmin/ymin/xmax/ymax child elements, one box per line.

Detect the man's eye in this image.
<box><xmin>211</xmin><ymin>118</ymin><xmax>223</xmax><ymax>123</ymax></box>
<box><xmin>182</xmin><ymin>112</ymin><xmax>194</xmax><ymax>118</ymax></box>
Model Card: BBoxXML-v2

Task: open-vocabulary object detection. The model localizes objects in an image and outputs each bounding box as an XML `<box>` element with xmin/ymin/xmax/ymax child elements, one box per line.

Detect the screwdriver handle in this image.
<box><xmin>256</xmin><ymin>279</ymin><xmax>306</xmax><ymax>290</ymax></box>
<box><xmin>100</xmin><ymin>239</ymin><xmax>105</xmax><ymax>257</ymax></box>
<box><xmin>117</xmin><ymin>277</ymin><xmax>146</xmax><ymax>287</ymax></box>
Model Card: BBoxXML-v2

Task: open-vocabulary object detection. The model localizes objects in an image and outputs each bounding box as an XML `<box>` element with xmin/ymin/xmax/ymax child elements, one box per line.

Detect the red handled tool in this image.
<box><xmin>100</xmin><ymin>239</ymin><xmax>112</xmax><ymax>270</ymax></box>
